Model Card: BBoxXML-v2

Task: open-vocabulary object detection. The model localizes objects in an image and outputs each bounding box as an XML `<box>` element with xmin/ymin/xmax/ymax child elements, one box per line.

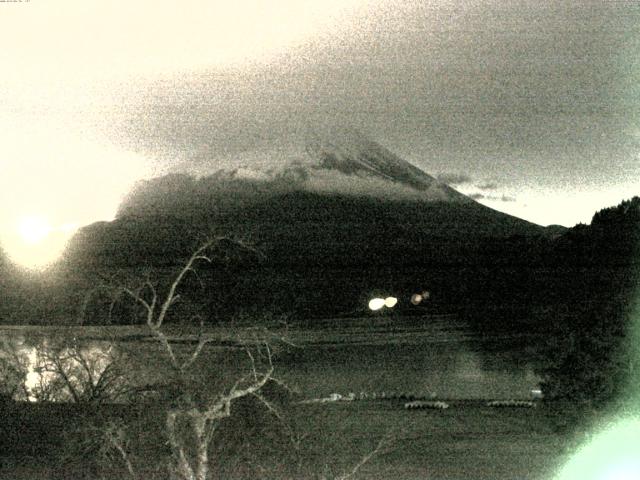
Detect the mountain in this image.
<box><xmin>115</xmin><ymin>128</ymin><xmax>472</xmax><ymax>219</ymax></box>
<box><xmin>303</xmin><ymin>127</ymin><xmax>471</xmax><ymax>201</ymax></box>
<box><xmin>60</xmin><ymin>130</ymin><xmax>556</xmax><ymax>321</ymax></box>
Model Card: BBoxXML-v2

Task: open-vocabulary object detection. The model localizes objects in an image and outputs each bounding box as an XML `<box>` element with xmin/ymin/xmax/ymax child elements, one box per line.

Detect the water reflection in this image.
<box><xmin>0</xmin><ymin>335</ymin><xmax>130</xmax><ymax>403</ymax></box>
<box><xmin>0</xmin><ymin>320</ymin><xmax>541</xmax><ymax>403</ymax></box>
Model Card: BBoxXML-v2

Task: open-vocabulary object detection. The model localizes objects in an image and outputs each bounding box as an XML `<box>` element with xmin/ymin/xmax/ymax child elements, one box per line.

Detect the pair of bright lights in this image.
<box><xmin>369</xmin><ymin>290</ymin><xmax>430</xmax><ymax>310</ymax></box>
<box><xmin>368</xmin><ymin>297</ymin><xmax>398</xmax><ymax>311</ymax></box>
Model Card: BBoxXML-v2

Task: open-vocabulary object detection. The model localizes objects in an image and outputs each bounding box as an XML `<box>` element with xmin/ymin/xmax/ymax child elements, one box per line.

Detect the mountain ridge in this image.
<box><xmin>52</xmin><ymin>131</ymin><xmax>563</xmax><ymax>319</ymax></box>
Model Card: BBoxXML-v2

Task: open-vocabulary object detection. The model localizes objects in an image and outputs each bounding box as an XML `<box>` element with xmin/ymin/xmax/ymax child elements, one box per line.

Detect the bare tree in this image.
<box><xmin>0</xmin><ymin>334</ymin><xmax>132</xmax><ymax>404</ymax></box>
<box><xmin>31</xmin><ymin>337</ymin><xmax>132</xmax><ymax>404</ymax></box>
<box><xmin>111</xmin><ymin>238</ymin><xmax>288</xmax><ymax>480</ymax></box>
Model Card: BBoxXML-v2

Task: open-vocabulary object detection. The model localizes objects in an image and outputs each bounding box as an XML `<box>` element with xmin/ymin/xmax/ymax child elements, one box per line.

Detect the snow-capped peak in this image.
<box><xmin>301</xmin><ymin>127</ymin><xmax>470</xmax><ymax>202</ymax></box>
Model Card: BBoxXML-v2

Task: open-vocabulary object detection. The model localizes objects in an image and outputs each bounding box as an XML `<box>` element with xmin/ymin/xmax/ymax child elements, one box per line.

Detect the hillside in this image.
<box><xmin>58</xmin><ymin>132</ymin><xmax>554</xmax><ymax>320</ymax></box>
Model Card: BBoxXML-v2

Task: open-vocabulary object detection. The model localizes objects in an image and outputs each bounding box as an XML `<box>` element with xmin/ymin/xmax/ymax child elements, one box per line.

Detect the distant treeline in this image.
<box><xmin>464</xmin><ymin>196</ymin><xmax>640</xmax><ymax>407</ymax></box>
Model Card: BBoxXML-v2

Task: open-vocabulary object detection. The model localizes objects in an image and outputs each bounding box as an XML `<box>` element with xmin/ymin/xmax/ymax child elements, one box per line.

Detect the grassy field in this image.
<box><xmin>286</xmin><ymin>400</ymin><xmax>580</xmax><ymax>480</ymax></box>
<box><xmin>0</xmin><ymin>398</ymin><xmax>585</xmax><ymax>479</ymax></box>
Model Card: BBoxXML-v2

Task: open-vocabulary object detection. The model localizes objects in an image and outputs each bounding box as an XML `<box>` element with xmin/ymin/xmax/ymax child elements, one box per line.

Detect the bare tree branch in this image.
<box><xmin>103</xmin><ymin>422</ymin><xmax>138</xmax><ymax>480</ymax></box>
<box><xmin>334</xmin><ymin>430</ymin><xmax>398</xmax><ymax>480</ymax></box>
<box><xmin>156</xmin><ymin>240</ymin><xmax>216</xmax><ymax>330</ymax></box>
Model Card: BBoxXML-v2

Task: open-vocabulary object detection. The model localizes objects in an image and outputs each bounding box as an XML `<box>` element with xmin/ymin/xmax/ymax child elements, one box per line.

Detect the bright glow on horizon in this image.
<box><xmin>4</xmin><ymin>218</ymin><xmax>78</xmax><ymax>270</ymax></box>
<box><xmin>23</xmin><ymin>347</ymin><xmax>42</xmax><ymax>401</ymax></box>
<box><xmin>0</xmin><ymin>115</ymin><xmax>154</xmax><ymax>270</ymax></box>
<box><xmin>17</xmin><ymin>342</ymin><xmax>117</xmax><ymax>402</ymax></box>
<box><xmin>17</xmin><ymin>216</ymin><xmax>52</xmax><ymax>245</ymax></box>
<box><xmin>456</xmin><ymin>184</ymin><xmax>640</xmax><ymax>227</ymax></box>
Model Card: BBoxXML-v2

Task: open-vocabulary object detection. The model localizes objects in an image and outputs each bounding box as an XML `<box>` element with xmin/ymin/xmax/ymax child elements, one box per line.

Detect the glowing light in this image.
<box><xmin>555</xmin><ymin>418</ymin><xmax>640</xmax><ymax>480</ymax></box>
<box><xmin>384</xmin><ymin>297</ymin><xmax>398</xmax><ymax>308</ymax></box>
<box><xmin>17</xmin><ymin>216</ymin><xmax>51</xmax><ymax>245</ymax></box>
<box><xmin>0</xmin><ymin>120</ymin><xmax>151</xmax><ymax>269</ymax></box>
<box><xmin>4</xmin><ymin>217</ymin><xmax>79</xmax><ymax>270</ymax></box>
<box><xmin>369</xmin><ymin>297</ymin><xmax>397</xmax><ymax>310</ymax></box>
<box><xmin>368</xmin><ymin>298</ymin><xmax>385</xmax><ymax>311</ymax></box>
<box><xmin>411</xmin><ymin>290</ymin><xmax>430</xmax><ymax>305</ymax></box>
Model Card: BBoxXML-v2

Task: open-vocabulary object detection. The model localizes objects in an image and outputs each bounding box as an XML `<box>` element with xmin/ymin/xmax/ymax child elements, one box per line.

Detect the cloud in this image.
<box><xmin>436</xmin><ymin>173</ymin><xmax>472</xmax><ymax>186</ymax></box>
<box><xmin>477</xmin><ymin>182</ymin><xmax>498</xmax><ymax>191</ymax></box>
<box><xmin>469</xmin><ymin>192</ymin><xmax>516</xmax><ymax>202</ymax></box>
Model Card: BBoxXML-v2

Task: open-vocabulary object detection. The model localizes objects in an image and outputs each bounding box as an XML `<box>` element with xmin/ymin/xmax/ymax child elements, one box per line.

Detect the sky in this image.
<box><xmin>1</xmin><ymin>0</ymin><xmax>639</xmax><ymax>267</ymax></box>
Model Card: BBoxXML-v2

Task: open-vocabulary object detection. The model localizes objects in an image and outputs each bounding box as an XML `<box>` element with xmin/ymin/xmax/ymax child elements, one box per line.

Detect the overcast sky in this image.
<box><xmin>1</xmin><ymin>0</ymin><xmax>639</xmax><ymax>260</ymax></box>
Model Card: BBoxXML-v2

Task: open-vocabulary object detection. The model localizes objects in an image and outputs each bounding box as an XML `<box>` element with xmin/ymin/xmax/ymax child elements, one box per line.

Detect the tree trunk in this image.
<box><xmin>166</xmin><ymin>410</ymin><xmax>196</xmax><ymax>480</ymax></box>
<box><xmin>193</xmin><ymin>415</ymin><xmax>209</xmax><ymax>480</ymax></box>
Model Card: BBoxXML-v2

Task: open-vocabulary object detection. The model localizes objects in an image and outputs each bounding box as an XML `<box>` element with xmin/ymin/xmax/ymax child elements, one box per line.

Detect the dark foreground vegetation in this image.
<box><xmin>0</xmin><ymin>398</ymin><xmax>585</xmax><ymax>480</ymax></box>
<box><xmin>464</xmin><ymin>197</ymin><xmax>640</xmax><ymax>409</ymax></box>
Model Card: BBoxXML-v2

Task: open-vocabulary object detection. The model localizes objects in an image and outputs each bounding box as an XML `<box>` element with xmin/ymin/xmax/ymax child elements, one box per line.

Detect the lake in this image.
<box><xmin>0</xmin><ymin>315</ymin><xmax>541</xmax><ymax>401</ymax></box>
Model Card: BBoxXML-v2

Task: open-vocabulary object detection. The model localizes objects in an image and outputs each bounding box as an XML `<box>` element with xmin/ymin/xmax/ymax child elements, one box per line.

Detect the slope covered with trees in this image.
<box><xmin>464</xmin><ymin>196</ymin><xmax>640</xmax><ymax>407</ymax></box>
<box><xmin>535</xmin><ymin>197</ymin><xmax>640</xmax><ymax>406</ymax></box>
